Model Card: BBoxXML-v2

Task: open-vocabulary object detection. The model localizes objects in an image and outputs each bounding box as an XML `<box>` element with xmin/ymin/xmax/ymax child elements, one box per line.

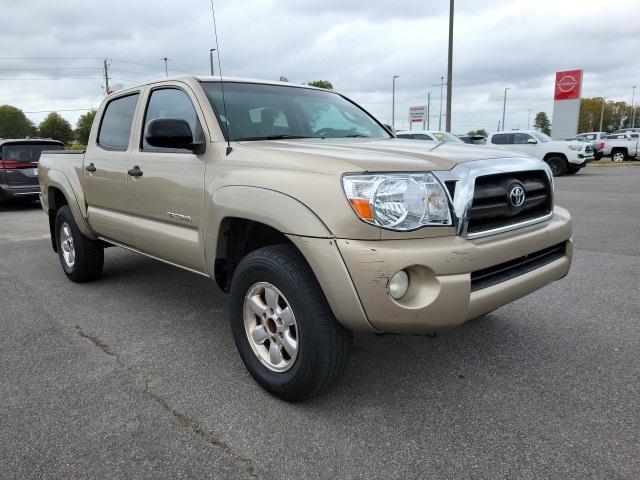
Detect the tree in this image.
<box><xmin>0</xmin><ymin>105</ymin><xmax>36</xmax><ymax>138</ymax></box>
<box><xmin>578</xmin><ymin>98</ymin><xmax>631</xmax><ymax>133</ymax></box>
<box><xmin>467</xmin><ymin>128</ymin><xmax>488</xmax><ymax>137</ymax></box>
<box><xmin>39</xmin><ymin>112</ymin><xmax>74</xmax><ymax>144</ymax></box>
<box><xmin>534</xmin><ymin>112</ymin><xmax>551</xmax><ymax>135</ymax></box>
<box><xmin>75</xmin><ymin>110</ymin><xmax>97</xmax><ymax>145</ymax></box>
<box><xmin>307</xmin><ymin>80</ymin><xmax>333</xmax><ymax>90</ymax></box>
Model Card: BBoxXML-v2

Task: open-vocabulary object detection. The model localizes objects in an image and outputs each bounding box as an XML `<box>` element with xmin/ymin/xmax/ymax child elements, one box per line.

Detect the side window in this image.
<box><xmin>513</xmin><ymin>133</ymin><xmax>533</xmax><ymax>144</ymax></box>
<box><xmin>631</xmin><ymin>133</ymin><xmax>639</xmax><ymax>139</ymax></box>
<box><xmin>397</xmin><ymin>134</ymin><xmax>413</xmax><ymax>139</ymax></box>
<box><xmin>98</xmin><ymin>93</ymin><xmax>140</xmax><ymax>150</ymax></box>
<box><xmin>413</xmin><ymin>134</ymin><xmax>434</xmax><ymax>141</ymax></box>
<box><xmin>142</xmin><ymin>88</ymin><xmax>203</xmax><ymax>151</ymax></box>
<box><xmin>491</xmin><ymin>134</ymin><xmax>512</xmax><ymax>145</ymax></box>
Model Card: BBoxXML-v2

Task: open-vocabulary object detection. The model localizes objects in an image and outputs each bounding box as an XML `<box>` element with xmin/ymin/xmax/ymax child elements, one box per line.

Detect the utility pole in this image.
<box><xmin>631</xmin><ymin>86</ymin><xmax>636</xmax><ymax>128</ymax></box>
<box><xmin>445</xmin><ymin>0</ymin><xmax>454</xmax><ymax>132</ymax></box>
<box><xmin>161</xmin><ymin>57</ymin><xmax>170</xmax><ymax>77</ymax></box>
<box><xmin>432</xmin><ymin>77</ymin><xmax>445</xmax><ymax>131</ymax></box>
<box><xmin>103</xmin><ymin>59</ymin><xmax>110</xmax><ymax>95</ymax></box>
<box><xmin>497</xmin><ymin>119</ymin><xmax>501</xmax><ymax>132</ymax></box>
<box><xmin>391</xmin><ymin>75</ymin><xmax>399</xmax><ymax>130</ymax></box>
<box><xmin>599</xmin><ymin>97</ymin><xmax>606</xmax><ymax>132</ymax></box>
<box><xmin>426</xmin><ymin>92</ymin><xmax>431</xmax><ymax>130</ymax></box>
<box><xmin>527</xmin><ymin>109</ymin><xmax>531</xmax><ymax>130</ymax></box>
<box><xmin>501</xmin><ymin>87</ymin><xmax>511</xmax><ymax>131</ymax></box>
<box><xmin>209</xmin><ymin>49</ymin><xmax>216</xmax><ymax>76</ymax></box>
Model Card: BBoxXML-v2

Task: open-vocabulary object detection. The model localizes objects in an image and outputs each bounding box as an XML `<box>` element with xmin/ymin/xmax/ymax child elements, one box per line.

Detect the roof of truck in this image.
<box><xmin>110</xmin><ymin>76</ymin><xmax>326</xmax><ymax>94</ymax></box>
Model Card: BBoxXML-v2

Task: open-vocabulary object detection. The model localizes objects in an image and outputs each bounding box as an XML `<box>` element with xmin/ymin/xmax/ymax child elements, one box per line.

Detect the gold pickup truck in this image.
<box><xmin>39</xmin><ymin>77</ymin><xmax>572</xmax><ymax>400</ymax></box>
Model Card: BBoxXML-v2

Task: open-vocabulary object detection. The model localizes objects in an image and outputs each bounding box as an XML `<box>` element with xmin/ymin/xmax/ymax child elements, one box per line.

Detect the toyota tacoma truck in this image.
<box><xmin>39</xmin><ymin>77</ymin><xmax>573</xmax><ymax>400</ymax></box>
<box><xmin>486</xmin><ymin>130</ymin><xmax>593</xmax><ymax>176</ymax></box>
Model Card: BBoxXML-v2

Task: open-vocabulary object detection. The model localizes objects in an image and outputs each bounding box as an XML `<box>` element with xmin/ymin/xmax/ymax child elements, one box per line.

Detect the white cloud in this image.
<box><xmin>0</xmin><ymin>0</ymin><xmax>638</xmax><ymax>132</ymax></box>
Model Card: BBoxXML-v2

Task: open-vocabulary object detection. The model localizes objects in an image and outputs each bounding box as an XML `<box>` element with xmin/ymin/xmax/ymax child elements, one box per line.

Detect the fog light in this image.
<box><xmin>389</xmin><ymin>270</ymin><xmax>409</xmax><ymax>299</ymax></box>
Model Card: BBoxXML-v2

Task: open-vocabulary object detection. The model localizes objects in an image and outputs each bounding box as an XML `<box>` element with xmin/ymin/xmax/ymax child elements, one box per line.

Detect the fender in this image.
<box><xmin>45</xmin><ymin>169</ymin><xmax>96</xmax><ymax>240</ymax></box>
<box><xmin>204</xmin><ymin>185</ymin><xmax>332</xmax><ymax>272</ymax></box>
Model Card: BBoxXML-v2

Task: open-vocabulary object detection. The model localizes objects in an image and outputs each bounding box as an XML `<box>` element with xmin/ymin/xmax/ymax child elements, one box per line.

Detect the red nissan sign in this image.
<box><xmin>554</xmin><ymin>70</ymin><xmax>583</xmax><ymax>100</ymax></box>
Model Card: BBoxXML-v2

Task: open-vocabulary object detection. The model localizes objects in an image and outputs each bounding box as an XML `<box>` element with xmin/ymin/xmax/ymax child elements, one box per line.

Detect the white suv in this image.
<box><xmin>486</xmin><ymin>130</ymin><xmax>593</xmax><ymax>176</ymax></box>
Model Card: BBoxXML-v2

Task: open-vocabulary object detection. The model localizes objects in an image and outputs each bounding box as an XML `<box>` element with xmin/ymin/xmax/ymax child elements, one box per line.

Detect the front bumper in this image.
<box><xmin>334</xmin><ymin>207</ymin><xmax>572</xmax><ymax>333</ymax></box>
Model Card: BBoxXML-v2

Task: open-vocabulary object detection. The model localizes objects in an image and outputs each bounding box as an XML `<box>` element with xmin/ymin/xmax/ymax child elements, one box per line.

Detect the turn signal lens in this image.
<box><xmin>349</xmin><ymin>198</ymin><xmax>374</xmax><ymax>221</ymax></box>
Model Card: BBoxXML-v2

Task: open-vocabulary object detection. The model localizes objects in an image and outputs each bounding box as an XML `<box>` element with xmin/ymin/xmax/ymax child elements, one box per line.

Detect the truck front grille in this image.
<box><xmin>470</xmin><ymin>242</ymin><xmax>566</xmax><ymax>291</ymax></box>
<box><xmin>466</xmin><ymin>171</ymin><xmax>552</xmax><ymax>235</ymax></box>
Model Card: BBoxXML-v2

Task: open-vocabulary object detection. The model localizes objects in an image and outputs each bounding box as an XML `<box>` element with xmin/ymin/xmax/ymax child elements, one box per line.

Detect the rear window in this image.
<box><xmin>98</xmin><ymin>93</ymin><xmax>140</xmax><ymax>150</ymax></box>
<box><xmin>0</xmin><ymin>143</ymin><xmax>64</xmax><ymax>163</ymax></box>
<box><xmin>491</xmin><ymin>133</ymin><xmax>512</xmax><ymax>144</ymax></box>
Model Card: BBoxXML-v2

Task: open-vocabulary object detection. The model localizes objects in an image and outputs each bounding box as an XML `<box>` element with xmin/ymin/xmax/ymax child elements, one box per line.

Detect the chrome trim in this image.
<box><xmin>433</xmin><ymin>157</ymin><xmax>554</xmax><ymax>239</ymax></box>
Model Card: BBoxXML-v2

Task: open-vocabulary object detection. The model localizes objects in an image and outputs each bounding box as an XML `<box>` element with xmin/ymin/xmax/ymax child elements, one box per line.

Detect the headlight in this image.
<box><xmin>342</xmin><ymin>172</ymin><xmax>452</xmax><ymax>230</ymax></box>
<box><xmin>567</xmin><ymin>145</ymin><xmax>582</xmax><ymax>151</ymax></box>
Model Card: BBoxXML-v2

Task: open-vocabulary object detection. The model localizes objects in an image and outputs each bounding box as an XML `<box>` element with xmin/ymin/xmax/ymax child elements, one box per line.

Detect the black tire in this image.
<box><xmin>546</xmin><ymin>155</ymin><xmax>568</xmax><ymax>176</ymax></box>
<box><xmin>566</xmin><ymin>167</ymin><xmax>581</xmax><ymax>175</ymax></box>
<box><xmin>611</xmin><ymin>149</ymin><xmax>628</xmax><ymax>162</ymax></box>
<box><xmin>55</xmin><ymin>205</ymin><xmax>104</xmax><ymax>282</ymax></box>
<box><xmin>229</xmin><ymin>244</ymin><xmax>352</xmax><ymax>401</ymax></box>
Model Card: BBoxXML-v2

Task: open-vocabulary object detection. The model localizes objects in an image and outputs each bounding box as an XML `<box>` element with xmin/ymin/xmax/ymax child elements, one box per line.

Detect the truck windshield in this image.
<box><xmin>532</xmin><ymin>132</ymin><xmax>553</xmax><ymax>143</ymax></box>
<box><xmin>201</xmin><ymin>82</ymin><xmax>391</xmax><ymax>141</ymax></box>
<box><xmin>1</xmin><ymin>143</ymin><xmax>64</xmax><ymax>163</ymax></box>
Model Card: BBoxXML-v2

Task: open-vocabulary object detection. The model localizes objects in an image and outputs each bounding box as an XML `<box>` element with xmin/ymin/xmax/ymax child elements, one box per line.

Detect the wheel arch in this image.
<box><xmin>44</xmin><ymin>171</ymin><xmax>96</xmax><ymax>251</ymax></box>
<box><xmin>206</xmin><ymin>186</ymin><xmax>333</xmax><ymax>291</ymax></box>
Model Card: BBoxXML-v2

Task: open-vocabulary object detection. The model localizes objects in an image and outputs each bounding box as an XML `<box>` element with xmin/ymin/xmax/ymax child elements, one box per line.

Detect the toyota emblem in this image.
<box><xmin>508</xmin><ymin>184</ymin><xmax>526</xmax><ymax>209</ymax></box>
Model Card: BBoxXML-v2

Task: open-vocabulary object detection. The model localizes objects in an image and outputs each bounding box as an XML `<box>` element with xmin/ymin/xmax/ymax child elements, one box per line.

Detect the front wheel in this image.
<box><xmin>546</xmin><ymin>156</ymin><xmax>568</xmax><ymax>176</ymax></box>
<box><xmin>55</xmin><ymin>206</ymin><xmax>104</xmax><ymax>282</ymax></box>
<box><xmin>229</xmin><ymin>244</ymin><xmax>352</xmax><ymax>401</ymax></box>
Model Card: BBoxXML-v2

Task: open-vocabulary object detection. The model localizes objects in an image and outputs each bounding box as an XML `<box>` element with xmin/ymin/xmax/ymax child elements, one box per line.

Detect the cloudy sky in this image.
<box><xmin>1</xmin><ymin>0</ymin><xmax>639</xmax><ymax>133</ymax></box>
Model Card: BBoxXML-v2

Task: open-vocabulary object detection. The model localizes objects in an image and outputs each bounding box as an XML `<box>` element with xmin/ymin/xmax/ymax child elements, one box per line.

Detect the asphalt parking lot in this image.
<box><xmin>1</xmin><ymin>165</ymin><xmax>638</xmax><ymax>479</ymax></box>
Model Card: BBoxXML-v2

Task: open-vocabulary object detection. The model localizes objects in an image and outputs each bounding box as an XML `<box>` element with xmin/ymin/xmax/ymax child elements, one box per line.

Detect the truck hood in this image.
<box><xmin>239</xmin><ymin>138</ymin><xmax>528</xmax><ymax>172</ymax></box>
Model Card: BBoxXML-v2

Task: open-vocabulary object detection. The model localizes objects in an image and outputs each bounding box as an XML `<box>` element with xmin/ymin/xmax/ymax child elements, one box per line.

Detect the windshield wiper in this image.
<box><xmin>236</xmin><ymin>134</ymin><xmax>315</xmax><ymax>141</ymax></box>
<box><xmin>344</xmin><ymin>134</ymin><xmax>370</xmax><ymax>138</ymax></box>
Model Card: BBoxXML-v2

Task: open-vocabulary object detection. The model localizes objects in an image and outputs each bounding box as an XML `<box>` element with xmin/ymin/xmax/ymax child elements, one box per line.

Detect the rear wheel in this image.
<box><xmin>55</xmin><ymin>206</ymin><xmax>104</xmax><ymax>282</ymax></box>
<box><xmin>611</xmin><ymin>150</ymin><xmax>627</xmax><ymax>162</ymax></box>
<box><xmin>229</xmin><ymin>244</ymin><xmax>352</xmax><ymax>401</ymax></box>
<box><xmin>546</xmin><ymin>155</ymin><xmax>568</xmax><ymax>176</ymax></box>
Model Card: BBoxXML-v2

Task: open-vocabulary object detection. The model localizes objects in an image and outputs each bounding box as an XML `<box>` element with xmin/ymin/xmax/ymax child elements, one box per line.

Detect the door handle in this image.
<box><xmin>85</xmin><ymin>162</ymin><xmax>96</xmax><ymax>172</ymax></box>
<box><xmin>127</xmin><ymin>166</ymin><xmax>143</xmax><ymax>177</ymax></box>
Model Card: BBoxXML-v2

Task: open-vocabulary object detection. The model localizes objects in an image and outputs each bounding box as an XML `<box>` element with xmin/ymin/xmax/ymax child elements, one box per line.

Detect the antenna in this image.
<box><xmin>209</xmin><ymin>0</ymin><xmax>232</xmax><ymax>155</ymax></box>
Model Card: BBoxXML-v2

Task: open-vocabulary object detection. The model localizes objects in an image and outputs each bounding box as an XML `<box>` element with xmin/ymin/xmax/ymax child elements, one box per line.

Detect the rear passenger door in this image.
<box><xmin>83</xmin><ymin>92</ymin><xmax>141</xmax><ymax>244</ymax></box>
<box><xmin>126</xmin><ymin>86</ymin><xmax>208</xmax><ymax>273</ymax></box>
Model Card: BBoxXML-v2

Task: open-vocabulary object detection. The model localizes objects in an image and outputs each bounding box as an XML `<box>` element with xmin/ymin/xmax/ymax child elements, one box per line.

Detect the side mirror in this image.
<box><xmin>145</xmin><ymin>118</ymin><xmax>205</xmax><ymax>154</ymax></box>
<box><xmin>527</xmin><ymin>138</ymin><xmax>538</xmax><ymax>144</ymax></box>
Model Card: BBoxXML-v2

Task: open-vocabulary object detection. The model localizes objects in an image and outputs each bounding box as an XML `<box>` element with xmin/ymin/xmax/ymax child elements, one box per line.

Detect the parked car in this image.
<box><xmin>457</xmin><ymin>134</ymin><xmax>486</xmax><ymax>145</ymax></box>
<box><xmin>0</xmin><ymin>138</ymin><xmax>64</xmax><ymax>203</ymax></box>
<box><xmin>396</xmin><ymin>130</ymin><xmax>464</xmax><ymax>143</ymax></box>
<box><xmin>602</xmin><ymin>131</ymin><xmax>639</xmax><ymax>161</ymax></box>
<box><xmin>567</xmin><ymin>132</ymin><xmax>608</xmax><ymax>160</ymax></box>
<box><xmin>38</xmin><ymin>76</ymin><xmax>573</xmax><ymax>400</ymax></box>
<box><xmin>486</xmin><ymin>130</ymin><xmax>593</xmax><ymax>176</ymax></box>
<box><xmin>611</xmin><ymin>127</ymin><xmax>640</xmax><ymax>135</ymax></box>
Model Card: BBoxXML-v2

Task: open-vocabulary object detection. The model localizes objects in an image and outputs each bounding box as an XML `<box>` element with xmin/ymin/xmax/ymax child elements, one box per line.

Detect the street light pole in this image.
<box><xmin>631</xmin><ymin>86</ymin><xmax>636</xmax><ymax>128</ymax></box>
<box><xmin>445</xmin><ymin>0</ymin><xmax>454</xmax><ymax>132</ymax></box>
<box><xmin>501</xmin><ymin>87</ymin><xmax>511</xmax><ymax>131</ymax></box>
<box><xmin>161</xmin><ymin>57</ymin><xmax>170</xmax><ymax>77</ymax></box>
<box><xmin>209</xmin><ymin>49</ymin><xmax>216</xmax><ymax>76</ymax></box>
<box><xmin>392</xmin><ymin>75</ymin><xmax>399</xmax><ymax>130</ymax></box>
<box><xmin>426</xmin><ymin>91</ymin><xmax>431</xmax><ymax>130</ymax></box>
<box><xmin>599</xmin><ymin>97</ymin><xmax>606</xmax><ymax>132</ymax></box>
<box><xmin>438</xmin><ymin>76</ymin><xmax>444</xmax><ymax>130</ymax></box>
